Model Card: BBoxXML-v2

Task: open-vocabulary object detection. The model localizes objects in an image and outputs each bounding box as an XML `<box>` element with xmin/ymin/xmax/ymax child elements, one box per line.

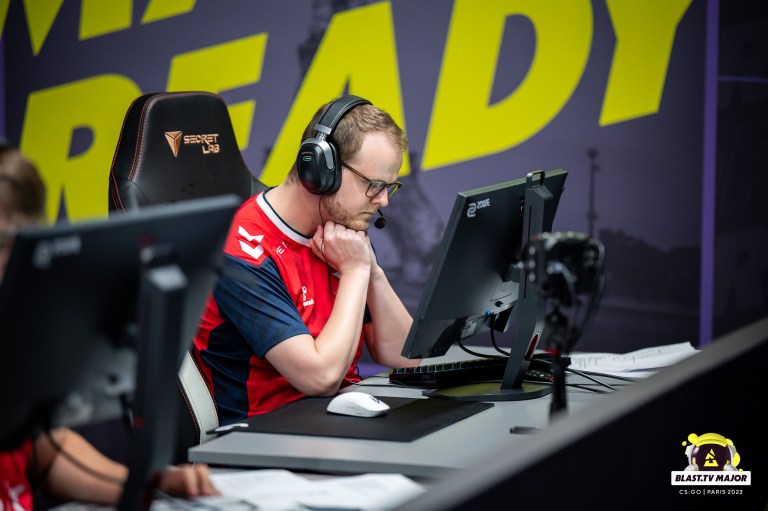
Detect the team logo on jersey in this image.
<box><xmin>301</xmin><ymin>285</ymin><xmax>314</xmax><ymax>307</ymax></box>
<box><xmin>238</xmin><ymin>226</ymin><xmax>264</xmax><ymax>260</ymax></box>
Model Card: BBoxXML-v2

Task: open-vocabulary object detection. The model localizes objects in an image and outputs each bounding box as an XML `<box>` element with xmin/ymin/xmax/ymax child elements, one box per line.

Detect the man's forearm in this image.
<box><xmin>365</xmin><ymin>267</ymin><xmax>419</xmax><ymax>367</ymax></box>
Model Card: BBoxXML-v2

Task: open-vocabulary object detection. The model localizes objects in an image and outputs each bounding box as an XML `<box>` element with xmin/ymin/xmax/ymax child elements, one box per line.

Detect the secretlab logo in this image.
<box><xmin>466</xmin><ymin>198</ymin><xmax>491</xmax><ymax>218</ymax></box>
<box><xmin>164</xmin><ymin>131</ymin><xmax>183</xmax><ymax>157</ymax></box>
<box><xmin>164</xmin><ymin>131</ymin><xmax>221</xmax><ymax>157</ymax></box>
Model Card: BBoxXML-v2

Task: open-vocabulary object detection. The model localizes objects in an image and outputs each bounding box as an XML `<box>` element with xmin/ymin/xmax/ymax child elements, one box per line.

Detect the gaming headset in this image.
<box><xmin>297</xmin><ymin>95</ymin><xmax>372</xmax><ymax>195</ymax></box>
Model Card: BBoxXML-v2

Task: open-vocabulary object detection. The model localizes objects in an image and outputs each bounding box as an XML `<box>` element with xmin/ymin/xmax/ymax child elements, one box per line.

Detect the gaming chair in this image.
<box><xmin>108</xmin><ymin>90</ymin><xmax>266</xmax><ymax>462</ymax></box>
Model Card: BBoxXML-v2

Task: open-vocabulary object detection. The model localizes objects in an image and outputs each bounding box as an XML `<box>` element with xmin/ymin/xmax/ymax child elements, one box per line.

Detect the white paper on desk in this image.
<box><xmin>205</xmin><ymin>469</ymin><xmax>425</xmax><ymax>511</ymax></box>
<box><xmin>296</xmin><ymin>473</ymin><xmax>426</xmax><ymax>511</ymax></box>
<box><xmin>210</xmin><ymin>469</ymin><xmax>313</xmax><ymax>501</ymax></box>
<box><xmin>569</xmin><ymin>342</ymin><xmax>700</xmax><ymax>378</ymax></box>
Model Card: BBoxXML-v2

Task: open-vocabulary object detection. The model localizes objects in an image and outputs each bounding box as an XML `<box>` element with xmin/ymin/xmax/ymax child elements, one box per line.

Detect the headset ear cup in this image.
<box><xmin>297</xmin><ymin>139</ymin><xmax>341</xmax><ymax>195</ymax></box>
<box><xmin>323</xmin><ymin>142</ymin><xmax>341</xmax><ymax>194</ymax></box>
<box><xmin>296</xmin><ymin>95</ymin><xmax>371</xmax><ymax>195</ymax></box>
<box><xmin>297</xmin><ymin>139</ymin><xmax>323</xmax><ymax>194</ymax></box>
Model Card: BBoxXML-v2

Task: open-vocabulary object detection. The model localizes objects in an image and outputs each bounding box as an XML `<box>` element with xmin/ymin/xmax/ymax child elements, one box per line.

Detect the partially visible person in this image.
<box><xmin>0</xmin><ymin>145</ymin><xmax>220</xmax><ymax>510</ymax></box>
<box><xmin>1</xmin><ymin>427</ymin><xmax>218</xmax><ymax>510</ymax></box>
<box><xmin>193</xmin><ymin>95</ymin><xmax>420</xmax><ymax>424</ymax></box>
<box><xmin>0</xmin><ymin>144</ymin><xmax>46</xmax><ymax>279</ymax></box>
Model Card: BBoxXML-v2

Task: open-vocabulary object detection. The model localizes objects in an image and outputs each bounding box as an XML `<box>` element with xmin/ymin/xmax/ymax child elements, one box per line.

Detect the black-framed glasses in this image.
<box><xmin>342</xmin><ymin>161</ymin><xmax>402</xmax><ymax>198</ymax></box>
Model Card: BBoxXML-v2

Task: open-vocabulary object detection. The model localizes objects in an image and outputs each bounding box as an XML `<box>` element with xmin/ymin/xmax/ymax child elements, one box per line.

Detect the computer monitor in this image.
<box><xmin>0</xmin><ymin>195</ymin><xmax>240</xmax><ymax>510</ymax></box>
<box><xmin>401</xmin><ymin>169</ymin><xmax>568</xmax><ymax>401</ymax></box>
<box><xmin>394</xmin><ymin>316</ymin><xmax>767</xmax><ymax>510</ymax></box>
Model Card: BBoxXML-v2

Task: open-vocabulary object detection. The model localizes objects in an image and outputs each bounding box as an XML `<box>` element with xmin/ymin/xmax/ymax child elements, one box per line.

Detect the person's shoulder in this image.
<box><xmin>233</xmin><ymin>193</ymin><xmax>264</xmax><ymax>220</ymax></box>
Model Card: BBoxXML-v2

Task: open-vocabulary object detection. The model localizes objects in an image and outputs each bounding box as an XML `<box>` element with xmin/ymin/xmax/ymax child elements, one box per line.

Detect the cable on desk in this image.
<box><xmin>564</xmin><ymin>382</ymin><xmax>612</xmax><ymax>394</ymax></box>
<box><xmin>489</xmin><ymin>316</ymin><xmax>511</xmax><ymax>357</ymax></box>
<box><xmin>564</xmin><ymin>367</ymin><xmax>616</xmax><ymax>391</ymax></box>
<box><xmin>575</xmin><ymin>369</ymin><xmax>640</xmax><ymax>382</ymax></box>
<box><xmin>534</xmin><ymin>355</ymin><xmax>619</xmax><ymax>391</ymax></box>
<box><xmin>456</xmin><ymin>338</ymin><xmax>507</xmax><ymax>360</ymax></box>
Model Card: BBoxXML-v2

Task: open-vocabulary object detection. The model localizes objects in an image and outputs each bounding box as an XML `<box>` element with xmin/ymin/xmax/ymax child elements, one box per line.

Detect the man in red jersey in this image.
<box><xmin>193</xmin><ymin>96</ymin><xmax>420</xmax><ymax>422</ymax></box>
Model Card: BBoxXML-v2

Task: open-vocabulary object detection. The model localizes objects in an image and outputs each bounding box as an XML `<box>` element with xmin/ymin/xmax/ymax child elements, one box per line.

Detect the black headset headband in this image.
<box><xmin>311</xmin><ymin>95</ymin><xmax>371</xmax><ymax>168</ymax></box>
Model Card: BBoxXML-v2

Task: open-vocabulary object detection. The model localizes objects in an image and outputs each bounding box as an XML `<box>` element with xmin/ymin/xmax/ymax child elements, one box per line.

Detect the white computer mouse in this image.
<box><xmin>326</xmin><ymin>391</ymin><xmax>390</xmax><ymax>418</ymax></box>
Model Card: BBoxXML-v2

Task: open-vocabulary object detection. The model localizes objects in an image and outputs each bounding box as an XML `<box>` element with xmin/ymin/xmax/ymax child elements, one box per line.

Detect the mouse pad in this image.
<box><xmin>236</xmin><ymin>396</ymin><xmax>494</xmax><ymax>442</ymax></box>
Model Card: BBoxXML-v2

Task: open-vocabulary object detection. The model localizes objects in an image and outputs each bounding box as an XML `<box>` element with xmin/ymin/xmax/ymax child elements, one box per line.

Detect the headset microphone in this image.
<box><xmin>374</xmin><ymin>210</ymin><xmax>387</xmax><ymax>229</ymax></box>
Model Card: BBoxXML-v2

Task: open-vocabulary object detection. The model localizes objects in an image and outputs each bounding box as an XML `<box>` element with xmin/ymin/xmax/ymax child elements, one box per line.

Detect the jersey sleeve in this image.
<box><xmin>214</xmin><ymin>253</ymin><xmax>309</xmax><ymax>358</ymax></box>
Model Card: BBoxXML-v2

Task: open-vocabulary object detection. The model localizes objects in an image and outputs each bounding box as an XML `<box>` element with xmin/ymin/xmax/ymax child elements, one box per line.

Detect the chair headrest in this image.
<box><xmin>109</xmin><ymin>91</ymin><xmax>256</xmax><ymax>212</ymax></box>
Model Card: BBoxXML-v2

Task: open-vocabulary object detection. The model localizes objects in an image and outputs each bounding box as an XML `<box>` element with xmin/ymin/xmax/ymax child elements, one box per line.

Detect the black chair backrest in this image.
<box><xmin>109</xmin><ymin>91</ymin><xmax>261</xmax><ymax>212</ymax></box>
<box><xmin>107</xmin><ymin>90</ymin><xmax>266</xmax><ymax>463</ymax></box>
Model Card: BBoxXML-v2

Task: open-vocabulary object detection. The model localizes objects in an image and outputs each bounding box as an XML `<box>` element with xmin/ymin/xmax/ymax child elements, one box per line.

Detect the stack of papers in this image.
<box><xmin>569</xmin><ymin>342</ymin><xmax>700</xmax><ymax>379</ymax></box>
<box><xmin>152</xmin><ymin>469</ymin><xmax>426</xmax><ymax>511</ymax></box>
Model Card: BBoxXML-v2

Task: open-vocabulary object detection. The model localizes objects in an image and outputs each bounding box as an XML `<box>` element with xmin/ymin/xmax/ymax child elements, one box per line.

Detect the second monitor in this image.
<box><xmin>399</xmin><ymin>169</ymin><xmax>568</xmax><ymax>401</ymax></box>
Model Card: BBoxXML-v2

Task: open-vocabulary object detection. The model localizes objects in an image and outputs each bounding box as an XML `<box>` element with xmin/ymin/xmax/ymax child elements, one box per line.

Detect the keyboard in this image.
<box><xmin>389</xmin><ymin>357</ymin><xmax>553</xmax><ymax>388</ymax></box>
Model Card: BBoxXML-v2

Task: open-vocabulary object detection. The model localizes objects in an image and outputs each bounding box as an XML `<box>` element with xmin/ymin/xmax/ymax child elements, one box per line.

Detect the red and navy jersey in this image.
<box><xmin>193</xmin><ymin>191</ymin><xmax>363</xmax><ymax>423</ymax></box>
<box><xmin>1</xmin><ymin>438</ymin><xmax>34</xmax><ymax>511</ymax></box>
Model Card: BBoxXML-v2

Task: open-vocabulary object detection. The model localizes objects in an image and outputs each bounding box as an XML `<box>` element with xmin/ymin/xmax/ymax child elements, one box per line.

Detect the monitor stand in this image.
<box><xmin>118</xmin><ymin>247</ymin><xmax>187</xmax><ymax>511</ymax></box>
<box><xmin>426</xmin><ymin>171</ymin><xmax>555</xmax><ymax>403</ymax></box>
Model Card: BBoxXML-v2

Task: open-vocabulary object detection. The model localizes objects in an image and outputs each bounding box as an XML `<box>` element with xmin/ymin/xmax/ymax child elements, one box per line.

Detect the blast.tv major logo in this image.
<box><xmin>671</xmin><ymin>432</ymin><xmax>751</xmax><ymax>486</ymax></box>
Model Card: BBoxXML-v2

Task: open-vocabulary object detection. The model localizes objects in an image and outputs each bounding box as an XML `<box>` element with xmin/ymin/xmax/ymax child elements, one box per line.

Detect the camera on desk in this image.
<box><xmin>521</xmin><ymin>232</ymin><xmax>606</xmax><ymax>415</ymax></box>
<box><xmin>521</xmin><ymin>231</ymin><xmax>604</xmax><ymax>305</ymax></box>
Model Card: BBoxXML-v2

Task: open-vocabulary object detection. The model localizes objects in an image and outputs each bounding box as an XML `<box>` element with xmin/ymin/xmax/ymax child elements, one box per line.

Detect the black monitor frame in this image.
<box><xmin>0</xmin><ymin>195</ymin><xmax>240</xmax><ymax>510</ymax></box>
<box><xmin>400</xmin><ymin>170</ymin><xmax>568</xmax><ymax>401</ymax></box>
